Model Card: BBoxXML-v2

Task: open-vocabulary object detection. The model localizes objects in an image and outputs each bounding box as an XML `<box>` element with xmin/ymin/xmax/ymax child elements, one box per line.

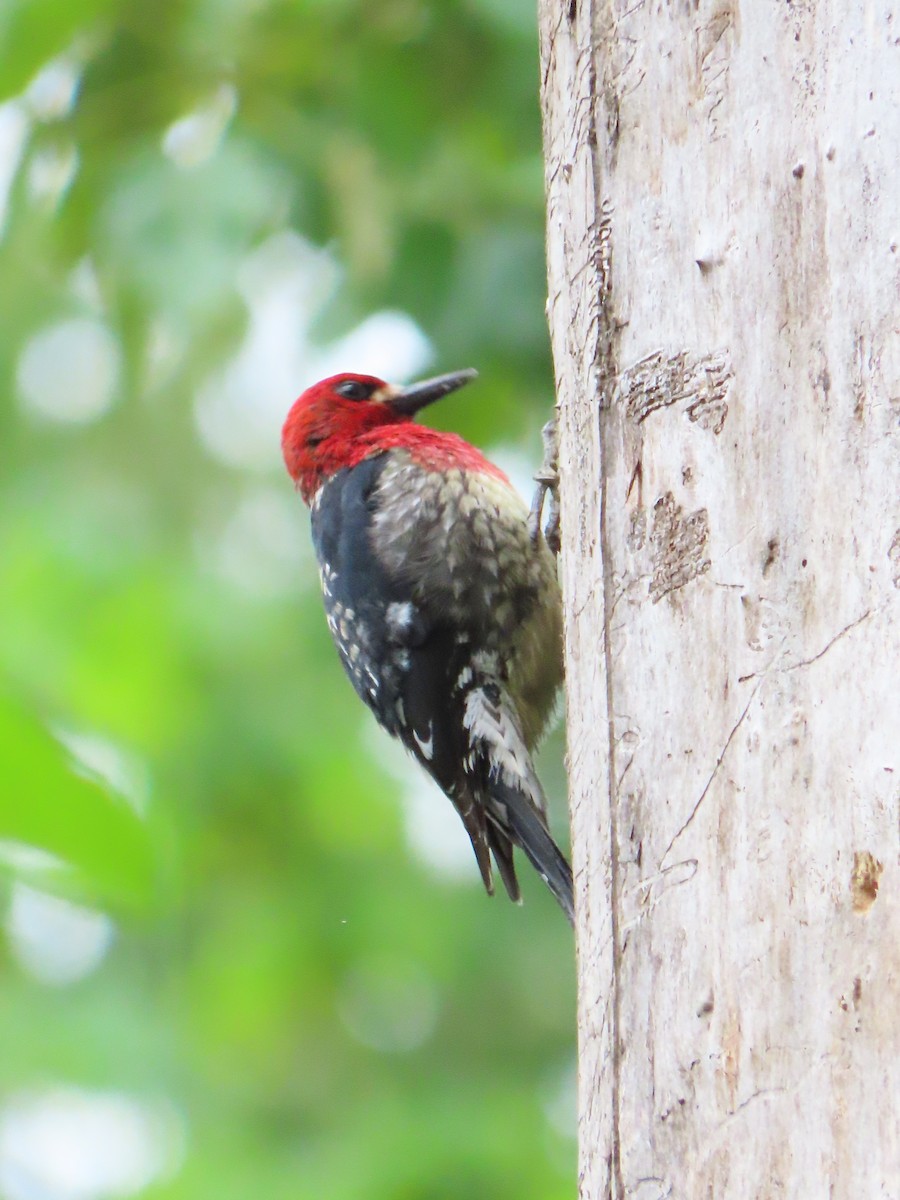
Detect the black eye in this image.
<box><xmin>334</xmin><ymin>379</ymin><xmax>375</xmax><ymax>401</ymax></box>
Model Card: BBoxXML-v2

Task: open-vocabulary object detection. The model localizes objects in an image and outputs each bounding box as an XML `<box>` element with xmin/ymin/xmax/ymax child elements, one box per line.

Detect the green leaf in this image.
<box><xmin>0</xmin><ymin>691</ymin><xmax>155</xmax><ymax>909</ymax></box>
<box><xmin>0</xmin><ymin>0</ymin><xmax>116</xmax><ymax>98</ymax></box>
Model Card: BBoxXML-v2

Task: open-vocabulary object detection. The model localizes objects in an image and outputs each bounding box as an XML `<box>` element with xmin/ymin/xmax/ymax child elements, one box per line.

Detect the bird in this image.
<box><xmin>281</xmin><ymin>368</ymin><xmax>573</xmax><ymax>923</ymax></box>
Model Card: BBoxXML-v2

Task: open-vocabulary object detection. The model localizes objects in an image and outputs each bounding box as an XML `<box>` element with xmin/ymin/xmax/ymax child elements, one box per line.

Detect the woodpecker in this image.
<box><xmin>282</xmin><ymin>369</ymin><xmax>573</xmax><ymax>924</ymax></box>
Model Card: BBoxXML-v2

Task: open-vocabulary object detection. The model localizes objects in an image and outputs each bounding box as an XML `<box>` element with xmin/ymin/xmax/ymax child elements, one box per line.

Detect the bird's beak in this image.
<box><xmin>389</xmin><ymin>369</ymin><xmax>478</xmax><ymax>417</ymax></box>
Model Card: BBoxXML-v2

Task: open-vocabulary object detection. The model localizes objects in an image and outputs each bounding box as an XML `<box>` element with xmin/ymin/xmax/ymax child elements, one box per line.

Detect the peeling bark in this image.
<box><xmin>539</xmin><ymin>1</ymin><xmax>900</xmax><ymax>1196</ymax></box>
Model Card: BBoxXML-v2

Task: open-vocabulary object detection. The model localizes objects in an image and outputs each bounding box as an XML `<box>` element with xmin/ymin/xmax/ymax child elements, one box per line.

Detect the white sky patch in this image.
<box><xmin>338</xmin><ymin>957</ymin><xmax>439</xmax><ymax>1053</ymax></box>
<box><xmin>27</xmin><ymin>142</ymin><xmax>79</xmax><ymax>209</ymax></box>
<box><xmin>483</xmin><ymin>443</ymin><xmax>538</xmax><ymax>506</ymax></box>
<box><xmin>23</xmin><ymin>55</ymin><xmax>82</xmax><ymax>122</ymax></box>
<box><xmin>311</xmin><ymin>309</ymin><xmax>433</xmax><ymax>383</ymax></box>
<box><xmin>0</xmin><ymin>101</ymin><xmax>30</xmax><ymax>237</ymax></box>
<box><xmin>402</xmin><ymin>780</ymin><xmax>476</xmax><ymax>879</ymax></box>
<box><xmin>142</xmin><ymin>315</ymin><xmax>188</xmax><ymax>394</ymax></box>
<box><xmin>0</xmin><ymin>842</ymin><xmax>66</xmax><ymax>874</ymax></box>
<box><xmin>0</xmin><ymin>49</ymin><xmax>86</xmax><ymax>238</ymax></box>
<box><xmin>0</xmin><ymin>842</ymin><xmax>73</xmax><ymax>898</ymax></box>
<box><xmin>17</xmin><ymin>317</ymin><xmax>121</xmax><ymax>425</ymax></box>
<box><xmin>54</xmin><ymin>728</ymin><xmax>150</xmax><ymax>816</ymax></box>
<box><xmin>6</xmin><ymin>884</ymin><xmax>114</xmax><ymax>987</ymax></box>
<box><xmin>0</xmin><ymin>1088</ymin><xmax>184</xmax><ymax>1200</ymax></box>
<box><xmin>200</xmin><ymin>484</ymin><xmax>314</xmax><ymax>599</ymax></box>
<box><xmin>363</xmin><ymin>723</ymin><xmax>476</xmax><ymax>882</ymax></box>
<box><xmin>68</xmin><ymin>257</ymin><xmax>104</xmax><ymax>312</ymax></box>
<box><xmin>193</xmin><ymin>229</ymin><xmax>432</xmax><ymax>470</ymax></box>
<box><xmin>162</xmin><ymin>83</ymin><xmax>238</xmax><ymax>170</ymax></box>
<box><xmin>541</xmin><ymin>1058</ymin><xmax>578</xmax><ymax>1140</ymax></box>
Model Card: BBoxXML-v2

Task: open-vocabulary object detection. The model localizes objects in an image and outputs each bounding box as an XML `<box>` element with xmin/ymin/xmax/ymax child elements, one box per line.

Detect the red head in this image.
<box><xmin>282</xmin><ymin>368</ymin><xmax>484</xmax><ymax>503</ymax></box>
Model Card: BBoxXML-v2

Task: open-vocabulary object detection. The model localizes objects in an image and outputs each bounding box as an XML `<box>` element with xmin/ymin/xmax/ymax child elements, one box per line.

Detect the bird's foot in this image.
<box><xmin>528</xmin><ymin>415</ymin><xmax>560</xmax><ymax>555</ymax></box>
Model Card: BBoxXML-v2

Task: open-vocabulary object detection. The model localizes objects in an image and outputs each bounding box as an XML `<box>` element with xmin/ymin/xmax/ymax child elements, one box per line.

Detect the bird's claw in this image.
<box><xmin>529</xmin><ymin>416</ymin><xmax>561</xmax><ymax>556</ymax></box>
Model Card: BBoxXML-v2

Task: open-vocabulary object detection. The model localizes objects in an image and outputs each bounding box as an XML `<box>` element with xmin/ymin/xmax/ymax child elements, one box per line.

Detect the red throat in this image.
<box><xmin>356</xmin><ymin>424</ymin><xmax>509</xmax><ymax>484</ymax></box>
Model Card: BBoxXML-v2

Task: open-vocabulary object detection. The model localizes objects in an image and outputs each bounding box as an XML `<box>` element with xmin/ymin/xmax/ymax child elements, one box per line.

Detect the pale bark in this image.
<box><xmin>539</xmin><ymin>2</ymin><xmax>900</xmax><ymax>1196</ymax></box>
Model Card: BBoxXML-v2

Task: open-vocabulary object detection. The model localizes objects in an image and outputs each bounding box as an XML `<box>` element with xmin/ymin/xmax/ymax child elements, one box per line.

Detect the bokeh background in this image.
<box><xmin>0</xmin><ymin>2</ymin><xmax>574</xmax><ymax>1197</ymax></box>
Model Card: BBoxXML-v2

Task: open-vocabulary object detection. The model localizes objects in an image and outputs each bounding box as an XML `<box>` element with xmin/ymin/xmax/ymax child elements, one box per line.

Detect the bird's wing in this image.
<box><xmin>310</xmin><ymin>457</ymin><xmax>495</xmax><ymax>889</ymax></box>
<box><xmin>310</xmin><ymin>455</ymin><xmax>572</xmax><ymax>920</ymax></box>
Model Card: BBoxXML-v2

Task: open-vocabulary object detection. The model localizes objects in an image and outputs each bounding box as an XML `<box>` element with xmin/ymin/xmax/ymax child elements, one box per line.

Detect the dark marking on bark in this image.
<box><xmin>697</xmin><ymin>994</ymin><xmax>715</xmax><ymax>1017</ymax></box>
<box><xmin>650</xmin><ymin>493</ymin><xmax>711</xmax><ymax>602</ymax></box>
<box><xmin>888</xmin><ymin>529</ymin><xmax>900</xmax><ymax>588</ymax></box>
<box><xmin>626</xmin><ymin>456</ymin><xmax>643</xmax><ymax>504</ymax></box>
<box><xmin>851</xmin><ymin>851</ymin><xmax>883</xmax><ymax>913</ymax></box>
<box><xmin>621</xmin><ymin>349</ymin><xmax>732</xmax><ymax>434</ymax></box>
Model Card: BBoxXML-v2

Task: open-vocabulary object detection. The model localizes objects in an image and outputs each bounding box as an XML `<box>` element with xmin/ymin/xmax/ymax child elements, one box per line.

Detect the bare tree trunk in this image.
<box><xmin>539</xmin><ymin>2</ymin><xmax>900</xmax><ymax>1195</ymax></box>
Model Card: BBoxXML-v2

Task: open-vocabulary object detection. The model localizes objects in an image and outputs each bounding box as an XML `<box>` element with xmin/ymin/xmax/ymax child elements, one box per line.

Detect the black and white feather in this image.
<box><xmin>310</xmin><ymin>449</ymin><xmax>572</xmax><ymax>924</ymax></box>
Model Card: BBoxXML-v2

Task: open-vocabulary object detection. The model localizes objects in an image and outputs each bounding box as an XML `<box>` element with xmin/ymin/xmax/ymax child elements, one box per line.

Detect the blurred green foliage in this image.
<box><xmin>0</xmin><ymin>1</ymin><xmax>573</xmax><ymax>1197</ymax></box>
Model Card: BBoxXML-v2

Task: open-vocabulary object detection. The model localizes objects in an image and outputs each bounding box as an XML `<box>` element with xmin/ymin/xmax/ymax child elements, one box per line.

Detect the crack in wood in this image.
<box><xmin>738</xmin><ymin>605</ymin><xmax>883</xmax><ymax>682</ymax></box>
<box><xmin>661</xmin><ymin>681</ymin><xmax>762</xmax><ymax>865</ymax></box>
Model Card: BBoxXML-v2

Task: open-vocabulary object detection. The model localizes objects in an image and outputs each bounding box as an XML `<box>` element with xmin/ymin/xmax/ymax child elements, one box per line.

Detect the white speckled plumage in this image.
<box><xmin>283</xmin><ymin>369</ymin><xmax>572</xmax><ymax>922</ymax></box>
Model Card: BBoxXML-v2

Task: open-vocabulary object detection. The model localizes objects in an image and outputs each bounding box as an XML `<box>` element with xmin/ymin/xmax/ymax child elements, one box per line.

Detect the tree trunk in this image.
<box><xmin>539</xmin><ymin>2</ymin><xmax>900</xmax><ymax>1195</ymax></box>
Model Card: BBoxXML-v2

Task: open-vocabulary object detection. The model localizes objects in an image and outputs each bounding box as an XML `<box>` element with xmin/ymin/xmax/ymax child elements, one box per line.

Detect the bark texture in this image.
<box><xmin>539</xmin><ymin>2</ymin><xmax>899</xmax><ymax>1195</ymax></box>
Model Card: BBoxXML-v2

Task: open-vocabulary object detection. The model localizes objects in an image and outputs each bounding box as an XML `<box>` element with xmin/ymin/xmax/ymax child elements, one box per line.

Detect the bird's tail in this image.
<box><xmin>462</xmin><ymin>681</ymin><xmax>574</xmax><ymax>925</ymax></box>
<box><xmin>489</xmin><ymin>778</ymin><xmax>574</xmax><ymax>927</ymax></box>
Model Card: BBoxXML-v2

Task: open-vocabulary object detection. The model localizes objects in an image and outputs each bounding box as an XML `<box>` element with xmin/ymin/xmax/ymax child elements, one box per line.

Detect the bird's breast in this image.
<box><xmin>370</xmin><ymin>451</ymin><xmax>563</xmax><ymax>743</ymax></box>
